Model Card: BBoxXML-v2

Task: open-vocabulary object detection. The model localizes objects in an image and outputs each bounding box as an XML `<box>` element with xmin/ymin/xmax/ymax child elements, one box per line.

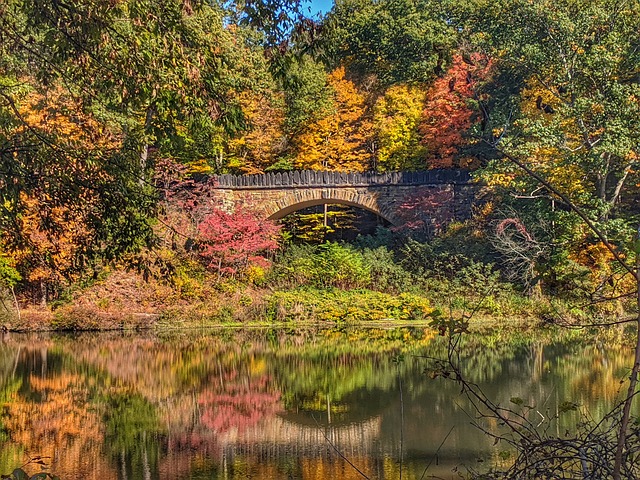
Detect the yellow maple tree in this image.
<box><xmin>227</xmin><ymin>91</ymin><xmax>286</xmax><ymax>174</ymax></box>
<box><xmin>516</xmin><ymin>79</ymin><xmax>589</xmax><ymax>199</ymax></box>
<box><xmin>293</xmin><ymin>67</ymin><xmax>373</xmax><ymax>172</ymax></box>
<box><xmin>373</xmin><ymin>84</ymin><xmax>427</xmax><ymax>171</ymax></box>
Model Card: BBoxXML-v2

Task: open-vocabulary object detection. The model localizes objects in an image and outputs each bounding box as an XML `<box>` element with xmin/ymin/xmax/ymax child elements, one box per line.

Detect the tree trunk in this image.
<box><xmin>613</xmin><ymin>231</ymin><xmax>640</xmax><ymax>479</ymax></box>
<box><xmin>11</xmin><ymin>287</ymin><xmax>20</xmax><ymax>322</ymax></box>
<box><xmin>139</xmin><ymin>106</ymin><xmax>155</xmax><ymax>186</ymax></box>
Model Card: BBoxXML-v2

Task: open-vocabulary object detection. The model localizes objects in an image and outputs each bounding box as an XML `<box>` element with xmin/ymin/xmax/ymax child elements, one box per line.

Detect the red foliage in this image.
<box><xmin>197</xmin><ymin>207</ymin><xmax>281</xmax><ymax>275</ymax></box>
<box><xmin>155</xmin><ymin>159</ymin><xmax>281</xmax><ymax>275</ymax></box>
<box><xmin>496</xmin><ymin>218</ymin><xmax>534</xmax><ymax>242</ymax></box>
<box><xmin>198</xmin><ymin>372</ymin><xmax>282</xmax><ymax>434</ymax></box>
<box><xmin>420</xmin><ymin>54</ymin><xmax>492</xmax><ymax>168</ymax></box>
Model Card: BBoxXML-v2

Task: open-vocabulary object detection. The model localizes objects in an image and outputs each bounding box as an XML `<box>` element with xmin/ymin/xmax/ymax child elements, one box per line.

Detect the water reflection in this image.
<box><xmin>0</xmin><ymin>328</ymin><xmax>634</xmax><ymax>479</ymax></box>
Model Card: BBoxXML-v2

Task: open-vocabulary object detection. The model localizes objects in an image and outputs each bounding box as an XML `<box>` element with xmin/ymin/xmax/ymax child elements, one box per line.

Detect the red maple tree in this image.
<box><xmin>420</xmin><ymin>54</ymin><xmax>492</xmax><ymax>168</ymax></box>
<box><xmin>197</xmin><ymin>206</ymin><xmax>281</xmax><ymax>275</ymax></box>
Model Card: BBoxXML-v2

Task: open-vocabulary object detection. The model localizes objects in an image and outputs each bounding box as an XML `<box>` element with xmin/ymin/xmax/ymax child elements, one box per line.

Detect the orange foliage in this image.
<box><xmin>227</xmin><ymin>91</ymin><xmax>286</xmax><ymax>174</ymax></box>
<box><xmin>16</xmin><ymin>86</ymin><xmax>120</xmax><ymax>152</ymax></box>
<box><xmin>3</xmin><ymin>87</ymin><xmax>123</xmax><ymax>299</ymax></box>
<box><xmin>3</xmin><ymin>369</ymin><xmax>116</xmax><ymax>480</ymax></box>
<box><xmin>420</xmin><ymin>54</ymin><xmax>492</xmax><ymax>168</ymax></box>
<box><xmin>294</xmin><ymin>67</ymin><xmax>373</xmax><ymax>172</ymax></box>
<box><xmin>10</xmin><ymin>194</ymin><xmax>89</xmax><ymax>290</ymax></box>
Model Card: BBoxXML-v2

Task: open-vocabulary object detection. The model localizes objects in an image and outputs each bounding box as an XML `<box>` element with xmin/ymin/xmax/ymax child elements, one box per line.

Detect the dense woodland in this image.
<box><xmin>1</xmin><ymin>0</ymin><xmax>640</xmax><ymax>320</ymax></box>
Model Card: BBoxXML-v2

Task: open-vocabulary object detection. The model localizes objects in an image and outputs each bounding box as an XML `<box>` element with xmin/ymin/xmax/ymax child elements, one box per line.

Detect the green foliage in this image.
<box><xmin>0</xmin><ymin>256</ymin><xmax>20</xmax><ymax>290</ymax></box>
<box><xmin>360</xmin><ymin>247</ymin><xmax>416</xmax><ymax>293</ymax></box>
<box><xmin>322</xmin><ymin>0</ymin><xmax>455</xmax><ymax>86</ymax></box>
<box><xmin>400</xmin><ymin>232</ymin><xmax>495</xmax><ymax>283</ymax></box>
<box><xmin>0</xmin><ymin>457</ymin><xmax>59</xmax><ymax>480</ymax></box>
<box><xmin>352</xmin><ymin>226</ymin><xmax>399</xmax><ymax>250</ymax></box>
<box><xmin>280</xmin><ymin>55</ymin><xmax>333</xmax><ymax>134</ymax></box>
<box><xmin>272</xmin><ymin>240</ymin><xmax>419</xmax><ymax>293</ymax></box>
<box><xmin>265</xmin><ymin>288</ymin><xmax>432</xmax><ymax>323</ymax></box>
<box><xmin>1</xmin><ymin>468</ymin><xmax>59</xmax><ymax>480</ymax></box>
<box><xmin>271</xmin><ymin>242</ymin><xmax>371</xmax><ymax>289</ymax></box>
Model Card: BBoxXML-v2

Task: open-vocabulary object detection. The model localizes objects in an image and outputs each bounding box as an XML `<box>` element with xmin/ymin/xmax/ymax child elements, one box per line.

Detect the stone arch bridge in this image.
<box><xmin>211</xmin><ymin>169</ymin><xmax>476</xmax><ymax>229</ymax></box>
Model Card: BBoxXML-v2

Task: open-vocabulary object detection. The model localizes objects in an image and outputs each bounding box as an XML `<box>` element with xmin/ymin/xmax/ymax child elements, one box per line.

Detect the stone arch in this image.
<box><xmin>263</xmin><ymin>189</ymin><xmax>400</xmax><ymax>225</ymax></box>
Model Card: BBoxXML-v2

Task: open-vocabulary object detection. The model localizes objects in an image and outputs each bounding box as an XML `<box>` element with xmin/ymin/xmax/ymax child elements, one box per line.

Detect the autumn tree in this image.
<box><xmin>197</xmin><ymin>207</ymin><xmax>281</xmax><ymax>276</ymax></box>
<box><xmin>455</xmin><ymin>0</ymin><xmax>640</xmax><ymax>295</ymax></box>
<box><xmin>0</xmin><ymin>82</ymin><xmax>149</xmax><ymax>301</ymax></box>
<box><xmin>226</xmin><ymin>90</ymin><xmax>287</xmax><ymax>174</ymax></box>
<box><xmin>419</xmin><ymin>54</ymin><xmax>492</xmax><ymax>169</ymax></box>
<box><xmin>453</xmin><ymin>1</ymin><xmax>640</xmax><ymax>476</ymax></box>
<box><xmin>373</xmin><ymin>84</ymin><xmax>427</xmax><ymax>171</ymax></box>
<box><xmin>0</xmin><ymin>0</ymin><xmax>298</xmax><ymax>296</ymax></box>
<box><xmin>293</xmin><ymin>67</ymin><xmax>373</xmax><ymax>171</ymax></box>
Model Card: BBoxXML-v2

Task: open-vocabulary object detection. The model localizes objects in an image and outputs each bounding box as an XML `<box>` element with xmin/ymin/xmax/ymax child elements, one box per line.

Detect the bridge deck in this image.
<box><xmin>213</xmin><ymin>169</ymin><xmax>471</xmax><ymax>189</ymax></box>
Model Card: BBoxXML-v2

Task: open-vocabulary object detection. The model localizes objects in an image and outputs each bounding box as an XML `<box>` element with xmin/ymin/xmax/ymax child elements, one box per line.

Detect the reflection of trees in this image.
<box><xmin>0</xmin><ymin>328</ymin><xmax>634</xmax><ymax>479</ymax></box>
<box><xmin>541</xmin><ymin>341</ymin><xmax>637</xmax><ymax>421</ymax></box>
<box><xmin>101</xmin><ymin>392</ymin><xmax>164</xmax><ymax>480</ymax></box>
<box><xmin>0</xmin><ymin>368</ymin><xmax>117</xmax><ymax>479</ymax></box>
<box><xmin>198</xmin><ymin>370</ymin><xmax>282</xmax><ymax>433</ymax></box>
<box><xmin>0</xmin><ymin>343</ymin><xmax>24</xmax><ymax>473</ymax></box>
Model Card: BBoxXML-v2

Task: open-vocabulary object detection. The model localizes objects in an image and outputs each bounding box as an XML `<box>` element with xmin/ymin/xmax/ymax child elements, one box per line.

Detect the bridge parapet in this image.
<box><xmin>208</xmin><ymin>168</ymin><xmax>477</xmax><ymax>230</ymax></box>
<box><xmin>213</xmin><ymin>169</ymin><xmax>471</xmax><ymax>189</ymax></box>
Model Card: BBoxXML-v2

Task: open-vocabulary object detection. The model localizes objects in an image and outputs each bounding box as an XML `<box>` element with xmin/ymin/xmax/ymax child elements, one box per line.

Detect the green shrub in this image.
<box><xmin>361</xmin><ymin>247</ymin><xmax>416</xmax><ymax>293</ymax></box>
<box><xmin>264</xmin><ymin>288</ymin><xmax>432</xmax><ymax>323</ymax></box>
<box><xmin>353</xmin><ymin>226</ymin><xmax>398</xmax><ymax>249</ymax></box>
<box><xmin>270</xmin><ymin>242</ymin><xmax>371</xmax><ymax>289</ymax></box>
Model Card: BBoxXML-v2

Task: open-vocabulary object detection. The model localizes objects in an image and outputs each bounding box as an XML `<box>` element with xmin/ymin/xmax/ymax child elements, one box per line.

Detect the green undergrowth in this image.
<box><xmin>8</xmin><ymin>230</ymin><xmax>623</xmax><ymax>331</ymax></box>
<box><xmin>264</xmin><ymin>288</ymin><xmax>433</xmax><ymax>324</ymax></box>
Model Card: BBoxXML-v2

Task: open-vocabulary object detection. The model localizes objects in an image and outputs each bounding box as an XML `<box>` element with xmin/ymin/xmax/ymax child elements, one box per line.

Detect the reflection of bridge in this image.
<box><xmin>211</xmin><ymin>169</ymin><xmax>476</xmax><ymax>227</ymax></box>
<box><xmin>221</xmin><ymin>414</ymin><xmax>383</xmax><ymax>456</ymax></box>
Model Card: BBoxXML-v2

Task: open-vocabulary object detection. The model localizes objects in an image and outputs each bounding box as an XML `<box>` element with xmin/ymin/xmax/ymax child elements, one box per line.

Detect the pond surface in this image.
<box><xmin>0</xmin><ymin>327</ymin><xmax>633</xmax><ymax>479</ymax></box>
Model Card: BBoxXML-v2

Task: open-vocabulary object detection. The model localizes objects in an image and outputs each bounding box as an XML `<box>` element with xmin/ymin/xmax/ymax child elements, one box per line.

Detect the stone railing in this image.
<box><xmin>212</xmin><ymin>169</ymin><xmax>471</xmax><ymax>189</ymax></box>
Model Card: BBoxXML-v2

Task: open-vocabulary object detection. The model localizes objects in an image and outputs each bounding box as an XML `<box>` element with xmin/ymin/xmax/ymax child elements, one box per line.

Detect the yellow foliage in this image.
<box><xmin>228</xmin><ymin>91</ymin><xmax>286</xmax><ymax>173</ymax></box>
<box><xmin>373</xmin><ymin>84</ymin><xmax>427</xmax><ymax>171</ymax></box>
<box><xmin>486</xmin><ymin>172</ymin><xmax>517</xmax><ymax>188</ymax></box>
<box><xmin>570</xmin><ymin>242</ymin><xmax>635</xmax><ymax>312</ymax></box>
<box><xmin>186</xmin><ymin>158</ymin><xmax>215</xmax><ymax>175</ymax></box>
<box><xmin>294</xmin><ymin>67</ymin><xmax>372</xmax><ymax>172</ymax></box>
<box><xmin>517</xmin><ymin>79</ymin><xmax>589</xmax><ymax>197</ymax></box>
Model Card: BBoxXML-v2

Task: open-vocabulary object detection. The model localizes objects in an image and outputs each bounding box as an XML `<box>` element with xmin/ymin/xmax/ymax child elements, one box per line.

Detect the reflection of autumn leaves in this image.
<box><xmin>8</xmin><ymin>374</ymin><xmax>102</xmax><ymax>445</ymax></box>
<box><xmin>4</xmin><ymin>372</ymin><xmax>116</xmax><ymax>480</ymax></box>
<box><xmin>559</xmin><ymin>344</ymin><xmax>634</xmax><ymax>404</ymax></box>
<box><xmin>198</xmin><ymin>371</ymin><xmax>282</xmax><ymax>434</ymax></box>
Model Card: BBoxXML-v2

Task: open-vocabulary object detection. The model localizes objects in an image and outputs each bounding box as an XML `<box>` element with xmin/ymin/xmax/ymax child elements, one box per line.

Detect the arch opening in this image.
<box><xmin>270</xmin><ymin>200</ymin><xmax>392</xmax><ymax>243</ymax></box>
<box><xmin>266</xmin><ymin>198</ymin><xmax>397</xmax><ymax>226</ymax></box>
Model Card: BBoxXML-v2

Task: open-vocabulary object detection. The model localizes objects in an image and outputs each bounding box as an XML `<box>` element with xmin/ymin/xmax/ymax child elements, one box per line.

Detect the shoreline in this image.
<box><xmin>2</xmin><ymin>306</ymin><xmax>551</xmax><ymax>333</ymax></box>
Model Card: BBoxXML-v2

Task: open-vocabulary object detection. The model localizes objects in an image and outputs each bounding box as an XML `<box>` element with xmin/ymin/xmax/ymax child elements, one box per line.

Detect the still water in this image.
<box><xmin>0</xmin><ymin>327</ymin><xmax>633</xmax><ymax>479</ymax></box>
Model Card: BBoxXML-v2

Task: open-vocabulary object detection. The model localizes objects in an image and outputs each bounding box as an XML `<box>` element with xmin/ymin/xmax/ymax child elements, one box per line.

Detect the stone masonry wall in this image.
<box><xmin>209</xmin><ymin>169</ymin><xmax>477</xmax><ymax>229</ymax></box>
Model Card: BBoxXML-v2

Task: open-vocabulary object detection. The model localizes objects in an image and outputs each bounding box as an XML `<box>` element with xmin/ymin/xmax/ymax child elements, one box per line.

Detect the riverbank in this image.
<box><xmin>0</xmin><ymin>267</ymin><xmax>592</xmax><ymax>333</ymax></box>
